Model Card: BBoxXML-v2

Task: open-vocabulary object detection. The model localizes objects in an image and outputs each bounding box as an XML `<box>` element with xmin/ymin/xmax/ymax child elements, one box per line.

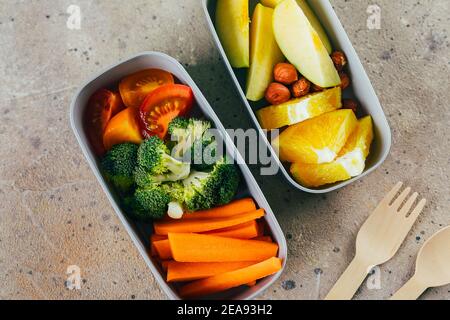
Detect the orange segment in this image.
<box><xmin>103</xmin><ymin>107</ymin><xmax>143</xmax><ymax>151</ymax></box>
<box><xmin>338</xmin><ymin>116</ymin><xmax>374</xmax><ymax>158</ymax></box>
<box><xmin>290</xmin><ymin>116</ymin><xmax>374</xmax><ymax>187</ymax></box>
<box><xmin>272</xmin><ymin>109</ymin><xmax>357</xmax><ymax>164</ymax></box>
<box><xmin>256</xmin><ymin>87</ymin><xmax>342</xmax><ymax>129</ymax></box>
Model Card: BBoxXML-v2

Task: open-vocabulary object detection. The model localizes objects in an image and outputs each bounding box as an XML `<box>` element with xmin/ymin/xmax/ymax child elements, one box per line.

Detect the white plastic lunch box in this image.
<box><xmin>70</xmin><ymin>52</ymin><xmax>287</xmax><ymax>300</ymax></box>
<box><xmin>203</xmin><ymin>0</ymin><xmax>392</xmax><ymax>193</ymax></box>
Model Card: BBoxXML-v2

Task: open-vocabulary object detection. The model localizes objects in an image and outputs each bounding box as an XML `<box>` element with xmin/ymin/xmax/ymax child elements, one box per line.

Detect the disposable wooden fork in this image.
<box><xmin>325</xmin><ymin>182</ymin><xmax>427</xmax><ymax>300</ymax></box>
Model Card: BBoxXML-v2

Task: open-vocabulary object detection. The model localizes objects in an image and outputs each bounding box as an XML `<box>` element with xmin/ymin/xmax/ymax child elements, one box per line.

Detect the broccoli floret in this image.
<box><xmin>182</xmin><ymin>157</ymin><xmax>240</xmax><ymax>211</ymax></box>
<box><xmin>169</xmin><ymin>117</ymin><xmax>217</xmax><ymax>170</ymax></box>
<box><xmin>101</xmin><ymin>143</ymin><xmax>139</xmax><ymax>194</ymax></box>
<box><xmin>168</xmin><ymin>117</ymin><xmax>190</xmax><ymax>135</ymax></box>
<box><xmin>214</xmin><ymin>159</ymin><xmax>241</xmax><ymax>205</ymax></box>
<box><xmin>124</xmin><ymin>185</ymin><xmax>171</xmax><ymax>221</ymax></box>
<box><xmin>137</xmin><ymin>136</ymin><xmax>190</xmax><ymax>182</ymax></box>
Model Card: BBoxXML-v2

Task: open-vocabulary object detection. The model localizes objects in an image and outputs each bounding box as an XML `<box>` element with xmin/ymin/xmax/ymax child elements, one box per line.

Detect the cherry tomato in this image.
<box><xmin>119</xmin><ymin>69</ymin><xmax>175</xmax><ymax>108</ymax></box>
<box><xmin>139</xmin><ymin>84</ymin><xmax>194</xmax><ymax>139</ymax></box>
<box><xmin>84</xmin><ymin>89</ymin><xmax>124</xmax><ymax>155</ymax></box>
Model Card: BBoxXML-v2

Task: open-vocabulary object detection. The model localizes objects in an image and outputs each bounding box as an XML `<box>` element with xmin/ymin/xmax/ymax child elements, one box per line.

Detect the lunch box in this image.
<box><xmin>70</xmin><ymin>51</ymin><xmax>287</xmax><ymax>300</ymax></box>
<box><xmin>203</xmin><ymin>0</ymin><xmax>392</xmax><ymax>193</ymax></box>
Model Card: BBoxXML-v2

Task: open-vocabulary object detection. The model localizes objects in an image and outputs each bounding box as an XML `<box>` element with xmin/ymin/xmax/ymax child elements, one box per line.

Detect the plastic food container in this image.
<box><xmin>203</xmin><ymin>0</ymin><xmax>392</xmax><ymax>193</ymax></box>
<box><xmin>70</xmin><ymin>52</ymin><xmax>287</xmax><ymax>300</ymax></box>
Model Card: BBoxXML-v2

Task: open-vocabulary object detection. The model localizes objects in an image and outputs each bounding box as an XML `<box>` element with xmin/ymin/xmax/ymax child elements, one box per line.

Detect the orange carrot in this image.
<box><xmin>152</xmin><ymin>222</ymin><xmax>261</xmax><ymax>259</ymax></box>
<box><xmin>179</xmin><ymin>257</ymin><xmax>282</xmax><ymax>298</ymax></box>
<box><xmin>153</xmin><ymin>240</ymin><xmax>172</xmax><ymax>260</ymax></box>
<box><xmin>203</xmin><ymin>220</ymin><xmax>259</xmax><ymax>239</ymax></box>
<box><xmin>246</xmin><ymin>281</ymin><xmax>257</xmax><ymax>287</ymax></box>
<box><xmin>253</xmin><ymin>236</ymin><xmax>273</xmax><ymax>243</ymax></box>
<box><xmin>181</xmin><ymin>198</ymin><xmax>256</xmax><ymax>220</ymax></box>
<box><xmin>168</xmin><ymin>233</ymin><xmax>278</xmax><ymax>262</ymax></box>
<box><xmin>154</xmin><ymin>209</ymin><xmax>265</xmax><ymax>235</ymax></box>
<box><xmin>151</xmin><ymin>234</ymin><xmax>168</xmax><ymax>256</ymax></box>
<box><xmin>167</xmin><ymin>261</ymin><xmax>257</xmax><ymax>282</ymax></box>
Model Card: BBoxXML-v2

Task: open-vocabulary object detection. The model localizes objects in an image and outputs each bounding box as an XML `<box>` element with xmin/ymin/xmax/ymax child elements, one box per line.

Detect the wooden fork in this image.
<box><xmin>325</xmin><ymin>182</ymin><xmax>427</xmax><ymax>300</ymax></box>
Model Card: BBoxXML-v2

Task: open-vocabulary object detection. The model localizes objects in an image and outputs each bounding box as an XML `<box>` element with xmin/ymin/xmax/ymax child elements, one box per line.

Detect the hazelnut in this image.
<box><xmin>331</xmin><ymin>51</ymin><xmax>347</xmax><ymax>71</ymax></box>
<box><xmin>291</xmin><ymin>77</ymin><xmax>311</xmax><ymax>98</ymax></box>
<box><xmin>274</xmin><ymin>63</ymin><xmax>298</xmax><ymax>85</ymax></box>
<box><xmin>311</xmin><ymin>83</ymin><xmax>324</xmax><ymax>92</ymax></box>
<box><xmin>339</xmin><ymin>72</ymin><xmax>351</xmax><ymax>90</ymax></box>
<box><xmin>342</xmin><ymin>99</ymin><xmax>358</xmax><ymax>113</ymax></box>
<box><xmin>265</xmin><ymin>83</ymin><xmax>291</xmax><ymax>105</ymax></box>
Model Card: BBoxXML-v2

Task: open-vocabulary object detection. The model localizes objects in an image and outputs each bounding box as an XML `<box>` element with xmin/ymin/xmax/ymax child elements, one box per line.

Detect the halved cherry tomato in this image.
<box><xmin>139</xmin><ymin>84</ymin><xmax>194</xmax><ymax>139</ymax></box>
<box><xmin>103</xmin><ymin>107</ymin><xmax>143</xmax><ymax>151</ymax></box>
<box><xmin>119</xmin><ymin>69</ymin><xmax>175</xmax><ymax>108</ymax></box>
<box><xmin>84</xmin><ymin>89</ymin><xmax>124</xmax><ymax>155</ymax></box>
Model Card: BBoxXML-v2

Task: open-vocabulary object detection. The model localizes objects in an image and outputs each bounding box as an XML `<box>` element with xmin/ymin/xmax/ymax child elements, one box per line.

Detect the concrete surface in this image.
<box><xmin>0</xmin><ymin>0</ymin><xmax>449</xmax><ymax>300</ymax></box>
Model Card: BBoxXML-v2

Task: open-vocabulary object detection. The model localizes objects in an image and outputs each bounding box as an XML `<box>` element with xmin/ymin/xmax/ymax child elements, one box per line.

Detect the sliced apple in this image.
<box><xmin>296</xmin><ymin>0</ymin><xmax>332</xmax><ymax>54</ymax></box>
<box><xmin>246</xmin><ymin>4</ymin><xmax>285</xmax><ymax>101</ymax></box>
<box><xmin>273</xmin><ymin>0</ymin><xmax>340</xmax><ymax>87</ymax></box>
<box><xmin>215</xmin><ymin>0</ymin><xmax>250</xmax><ymax>68</ymax></box>
<box><xmin>262</xmin><ymin>0</ymin><xmax>332</xmax><ymax>54</ymax></box>
<box><xmin>256</xmin><ymin>87</ymin><xmax>341</xmax><ymax>129</ymax></box>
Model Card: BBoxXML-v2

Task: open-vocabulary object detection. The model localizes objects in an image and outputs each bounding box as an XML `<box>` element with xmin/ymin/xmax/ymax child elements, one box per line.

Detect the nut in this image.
<box><xmin>342</xmin><ymin>99</ymin><xmax>358</xmax><ymax>113</ymax></box>
<box><xmin>331</xmin><ymin>51</ymin><xmax>347</xmax><ymax>71</ymax></box>
<box><xmin>265</xmin><ymin>83</ymin><xmax>291</xmax><ymax>105</ymax></box>
<box><xmin>339</xmin><ymin>72</ymin><xmax>351</xmax><ymax>90</ymax></box>
<box><xmin>291</xmin><ymin>77</ymin><xmax>311</xmax><ymax>98</ymax></box>
<box><xmin>274</xmin><ymin>63</ymin><xmax>298</xmax><ymax>85</ymax></box>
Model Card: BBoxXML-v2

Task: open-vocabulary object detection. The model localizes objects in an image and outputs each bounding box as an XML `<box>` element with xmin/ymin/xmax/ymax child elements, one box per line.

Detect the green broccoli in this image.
<box><xmin>137</xmin><ymin>136</ymin><xmax>190</xmax><ymax>183</ymax></box>
<box><xmin>182</xmin><ymin>157</ymin><xmax>240</xmax><ymax>211</ymax></box>
<box><xmin>101</xmin><ymin>143</ymin><xmax>139</xmax><ymax>194</ymax></box>
<box><xmin>124</xmin><ymin>181</ymin><xmax>185</xmax><ymax>221</ymax></box>
<box><xmin>169</xmin><ymin>117</ymin><xmax>217</xmax><ymax>170</ymax></box>
<box><xmin>124</xmin><ymin>185</ymin><xmax>171</xmax><ymax>221</ymax></box>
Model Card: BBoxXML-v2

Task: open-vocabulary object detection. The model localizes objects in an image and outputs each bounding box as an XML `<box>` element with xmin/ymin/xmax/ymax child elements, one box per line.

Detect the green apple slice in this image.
<box><xmin>273</xmin><ymin>0</ymin><xmax>340</xmax><ymax>87</ymax></box>
<box><xmin>262</xmin><ymin>0</ymin><xmax>333</xmax><ymax>54</ymax></box>
<box><xmin>215</xmin><ymin>0</ymin><xmax>250</xmax><ymax>68</ymax></box>
<box><xmin>296</xmin><ymin>0</ymin><xmax>332</xmax><ymax>54</ymax></box>
<box><xmin>246</xmin><ymin>4</ymin><xmax>285</xmax><ymax>101</ymax></box>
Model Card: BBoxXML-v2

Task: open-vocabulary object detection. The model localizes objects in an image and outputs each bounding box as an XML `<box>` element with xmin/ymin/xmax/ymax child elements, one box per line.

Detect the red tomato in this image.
<box><xmin>119</xmin><ymin>69</ymin><xmax>175</xmax><ymax>108</ymax></box>
<box><xmin>139</xmin><ymin>84</ymin><xmax>194</xmax><ymax>139</ymax></box>
<box><xmin>84</xmin><ymin>89</ymin><xmax>124</xmax><ymax>155</ymax></box>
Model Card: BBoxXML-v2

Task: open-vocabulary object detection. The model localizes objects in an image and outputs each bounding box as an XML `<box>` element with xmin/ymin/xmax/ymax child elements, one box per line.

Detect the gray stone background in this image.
<box><xmin>0</xmin><ymin>0</ymin><xmax>449</xmax><ymax>300</ymax></box>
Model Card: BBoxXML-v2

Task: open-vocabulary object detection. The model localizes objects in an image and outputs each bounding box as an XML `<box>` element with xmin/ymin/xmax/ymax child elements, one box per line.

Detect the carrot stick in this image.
<box><xmin>168</xmin><ymin>233</ymin><xmax>278</xmax><ymax>263</ymax></box>
<box><xmin>152</xmin><ymin>222</ymin><xmax>261</xmax><ymax>259</ymax></box>
<box><xmin>203</xmin><ymin>220</ymin><xmax>259</xmax><ymax>239</ymax></box>
<box><xmin>253</xmin><ymin>236</ymin><xmax>273</xmax><ymax>243</ymax></box>
<box><xmin>154</xmin><ymin>209</ymin><xmax>265</xmax><ymax>235</ymax></box>
<box><xmin>153</xmin><ymin>240</ymin><xmax>172</xmax><ymax>260</ymax></box>
<box><xmin>167</xmin><ymin>261</ymin><xmax>257</xmax><ymax>282</ymax></box>
<box><xmin>179</xmin><ymin>257</ymin><xmax>282</xmax><ymax>298</ymax></box>
<box><xmin>181</xmin><ymin>198</ymin><xmax>257</xmax><ymax>220</ymax></box>
<box><xmin>151</xmin><ymin>234</ymin><xmax>168</xmax><ymax>256</ymax></box>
